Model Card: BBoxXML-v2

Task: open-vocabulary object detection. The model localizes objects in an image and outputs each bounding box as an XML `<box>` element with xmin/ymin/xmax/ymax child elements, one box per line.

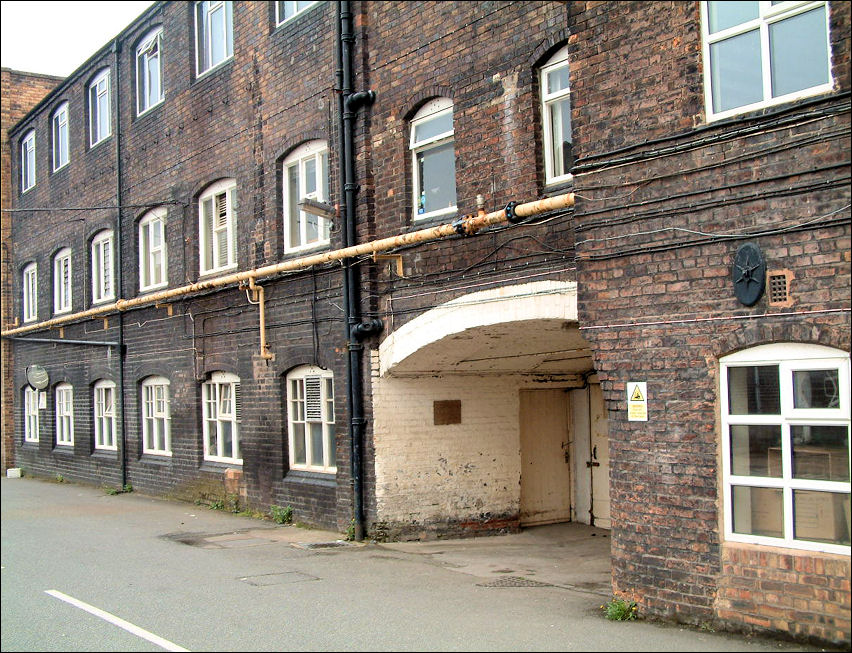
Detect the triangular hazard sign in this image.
<box><xmin>630</xmin><ymin>385</ymin><xmax>644</xmax><ymax>402</ymax></box>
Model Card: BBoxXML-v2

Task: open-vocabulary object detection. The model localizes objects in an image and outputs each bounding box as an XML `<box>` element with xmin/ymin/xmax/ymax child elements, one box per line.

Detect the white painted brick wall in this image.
<box><xmin>372</xmin><ymin>363</ymin><xmax>525</xmax><ymax>523</ymax></box>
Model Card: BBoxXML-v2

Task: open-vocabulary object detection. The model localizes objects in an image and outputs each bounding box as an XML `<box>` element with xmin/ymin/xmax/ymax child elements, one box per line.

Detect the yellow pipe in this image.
<box><xmin>1</xmin><ymin>192</ymin><xmax>574</xmax><ymax>337</ymax></box>
<box><xmin>247</xmin><ymin>277</ymin><xmax>275</xmax><ymax>360</ymax></box>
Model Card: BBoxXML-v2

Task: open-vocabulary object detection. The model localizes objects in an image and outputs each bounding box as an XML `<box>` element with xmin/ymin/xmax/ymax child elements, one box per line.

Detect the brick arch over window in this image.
<box><xmin>402</xmin><ymin>86</ymin><xmax>455</xmax><ymax>122</ymax></box>
<box><xmin>711</xmin><ymin>318</ymin><xmax>851</xmax><ymax>362</ymax></box>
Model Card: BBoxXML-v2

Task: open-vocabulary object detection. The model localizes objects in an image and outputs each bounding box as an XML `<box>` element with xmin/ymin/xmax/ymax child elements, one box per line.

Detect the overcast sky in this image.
<box><xmin>1</xmin><ymin>1</ymin><xmax>155</xmax><ymax>77</ymax></box>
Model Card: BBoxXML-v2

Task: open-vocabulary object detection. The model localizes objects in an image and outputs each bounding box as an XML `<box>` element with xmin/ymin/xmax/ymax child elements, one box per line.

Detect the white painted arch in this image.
<box><xmin>378</xmin><ymin>280</ymin><xmax>580</xmax><ymax>377</ymax></box>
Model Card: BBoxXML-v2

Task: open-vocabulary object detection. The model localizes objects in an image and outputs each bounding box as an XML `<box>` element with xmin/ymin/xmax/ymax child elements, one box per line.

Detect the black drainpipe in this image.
<box><xmin>113</xmin><ymin>38</ymin><xmax>128</xmax><ymax>489</ymax></box>
<box><xmin>338</xmin><ymin>1</ymin><xmax>380</xmax><ymax>541</ymax></box>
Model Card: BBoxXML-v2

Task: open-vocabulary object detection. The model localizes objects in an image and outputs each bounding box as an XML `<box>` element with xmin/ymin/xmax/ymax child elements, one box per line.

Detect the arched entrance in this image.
<box><xmin>372</xmin><ymin>280</ymin><xmax>610</xmax><ymax>536</ymax></box>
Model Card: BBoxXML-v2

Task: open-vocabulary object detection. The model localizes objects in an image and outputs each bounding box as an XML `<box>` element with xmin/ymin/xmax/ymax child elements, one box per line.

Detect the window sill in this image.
<box><xmin>140</xmin><ymin>453</ymin><xmax>173</xmax><ymax>465</ymax></box>
<box><xmin>200</xmin><ymin>460</ymin><xmax>243</xmax><ymax>473</ymax></box>
<box><xmin>194</xmin><ymin>57</ymin><xmax>234</xmax><ymax>85</ymax></box>
<box><xmin>89</xmin><ymin>135</ymin><xmax>113</xmax><ymax>151</ymax></box>
<box><xmin>52</xmin><ymin>445</ymin><xmax>75</xmax><ymax>454</ymax></box>
<box><xmin>92</xmin><ymin>449</ymin><xmax>119</xmax><ymax>460</ymax></box>
<box><xmin>136</xmin><ymin>100</ymin><xmax>164</xmax><ymax>121</ymax></box>
<box><xmin>284</xmin><ymin>468</ymin><xmax>336</xmax><ymax>487</ymax></box>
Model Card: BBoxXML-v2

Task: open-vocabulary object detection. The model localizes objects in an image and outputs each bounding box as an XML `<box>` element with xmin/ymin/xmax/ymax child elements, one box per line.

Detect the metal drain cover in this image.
<box><xmin>477</xmin><ymin>576</ymin><xmax>553</xmax><ymax>588</ymax></box>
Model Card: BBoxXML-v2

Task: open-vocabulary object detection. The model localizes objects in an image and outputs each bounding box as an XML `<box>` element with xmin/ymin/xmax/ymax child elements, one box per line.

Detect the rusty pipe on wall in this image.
<box><xmin>1</xmin><ymin>192</ymin><xmax>574</xmax><ymax>338</ymax></box>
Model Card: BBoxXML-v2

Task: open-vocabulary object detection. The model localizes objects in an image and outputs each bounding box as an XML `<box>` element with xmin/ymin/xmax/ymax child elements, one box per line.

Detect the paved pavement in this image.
<box><xmin>0</xmin><ymin>476</ymin><xmax>838</xmax><ymax>652</ymax></box>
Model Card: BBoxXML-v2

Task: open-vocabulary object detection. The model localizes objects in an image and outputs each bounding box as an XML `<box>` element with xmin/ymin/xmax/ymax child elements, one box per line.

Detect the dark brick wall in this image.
<box><xmin>568</xmin><ymin>0</ymin><xmax>851</xmax><ymax>643</ymax></box>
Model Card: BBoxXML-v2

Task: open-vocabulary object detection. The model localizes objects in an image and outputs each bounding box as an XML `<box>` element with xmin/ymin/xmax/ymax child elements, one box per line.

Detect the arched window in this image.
<box><xmin>286</xmin><ymin>365</ymin><xmax>336</xmax><ymax>473</ymax></box>
<box><xmin>142</xmin><ymin>376</ymin><xmax>171</xmax><ymax>456</ymax></box>
<box><xmin>55</xmin><ymin>382</ymin><xmax>74</xmax><ymax>447</ymax></box>
<box><xmin>540</xmin><ymin>45</ymin><xmax>572</xmax><ymax>184</ymax></box>
<box><xmin>136</xmin><ymin>27</ymin><xmax>164</xmax><ymax>116</ymax></box>
<box><xmin>89</xmin><ymin>69</ymin><xmax>112</xmax><ymax>147</ymax></box>
<box><xmin>410</xmin><ymin>98</ymin><xmax>456</xmax><ymax>221</ymax></box>
<box><xmin>195</xmin><ymin>1</ymin><xmax>233</xmax><ymax>77</ymax></box>
<box><xmin>24</xmin><ymin>386</ymin><xmax>40</xmax><ymax>443</ymax></box>
<box><xmin>139</xmin><ymin>207</ymin><xmax>168</xmax><ymax>291</ymax></box>
<box><xmin>53</xmin><ymin>248</ymin><xmax>72</xmax><ymax>314</ymax></box>
<box><xmin>720</xmin><ymin>343</ymin><xmax>850</xmax><ymax>554</ymax></box>
<box><xmin>283</xmin><ymin>141</ymin><xmax>330</xmax><ymax>252</ymax></box>
<box><xmin>202</xmin><ymin>371</ymin><xmax>241</xmax><ymax>463</ymax></box>
<box><xmin>21</xmin><ymin>130</ymin><xmax>36</xmax><ymax>192</ymax></box>
<box><xmin>93</xmin><ymin>380</ymin><xmax>117</xmax><ymax>450</ymax></box>
<box><xmin>199</xmin><ymin>179</ymin><xmax>237</xmax><ymax>275</ymax></box>
<box><xmin>52</xmin><ymin>102</ymin><xmax>70</xmax><ymax>170</ymax></box>
<box><xmin>22</xmin><ymin>262</ymin><xmax>38</xmax><ymax>323</ymax></box>
<box><xmin>91</xmin><ymin>229</ymin><xmax>115</xmax><ymax>303</ymax></box>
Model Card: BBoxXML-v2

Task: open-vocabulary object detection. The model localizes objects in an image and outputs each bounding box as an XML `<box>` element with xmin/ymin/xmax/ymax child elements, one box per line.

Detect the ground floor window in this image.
<box><xmin>287</xmin><ymin>366</ymin><xmax>336</xmax><ymax>473</ymax></box>
<box><xmin>202</xmin><ymin>371</ymin><xmax>241</xmax><ymax>464</ymax></box>
<box><xmin>55</xmin><ymin>383</ymin><xmax>74</xmax><ymax>447</ymax></box>
<box><xmin>720</xmin><ymin>343</ymin><xmax>850</xmax><ymax>554</ymax></box>
<box><xmin>24</xmin><ymin>387</ymin><xmax>39</xmax><ymax>443</ymax></box>
<box><xmin>142</xmin><ymin>376</ymin><xmax>171</xmax><ymax>455</ymax></box>
<box><xmin>94</xmin><ymin>380</ymin><xmax>117</xmax><ymax>450</ymax></box>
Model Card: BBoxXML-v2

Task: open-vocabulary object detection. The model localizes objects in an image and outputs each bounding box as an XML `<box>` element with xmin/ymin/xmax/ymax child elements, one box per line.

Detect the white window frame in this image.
<box><xmin>53</xmin><ymin>248</ymin><xmax>72</xmax><ymax>315</ymax></box>
<box><xmin>22</xmin><ymin>262</ymin><xmax>38</xmax><ymax>323</ymax></box>
<box><xmin>24</xmin><ymin>387</ymin><xmax>40</xmax><ymax>443</ymax></box>
<box><xmin>89</xmin><ymin>69</ymin><xmax>112</xmax><ymax>147</ymax></box>
<box><xmin>94</xmin><ymin>380</ymin><xmax>117</xmax><ymax>451</ymax></box>
<box><xmin>540</xmin><ymin>45</ymin><xmax>573</xmax><ymax>185</ymax></box>
<box><xmin>701</xmin><ymin>1</ymin><xmax>834</xmax><ymax>121</ymax></box>
<box><xmin>139</xmin><ymin>207</ymin><xmax>168</xmax><ymax>292</ymax></box>
<box><xmin>52</xmin><ymin>102</ymin><xmax>69</xmax><ymax>171</ymax></box>
<box><xmin>91</xmin><ymin>230</ymin><xmax>115</xmax><ymax>304</ymax></box>
<box><xmin>142</xmin><ymin>376</ymin><xmax>172</xmax><ymax>456</ymax></box>
<box><xmin>202</xmin><ymin>371</ymin><xmax>241</xmax><ymax>464</ymax></box>
<box><xmin>21</xmin><ymin>130</ymin><xmax>36</xmax><ymax>193</ymax></box>
<box><xmin>199</xmin><ymin>179</ymin><xmax>237</xmax><ymax>275</ymax></box>
<box><xmin>410</xmin><ymin>98</ymin><xmax>457</xmax><ymax>221</ymax></box>
<box><xmin>283</xmin><ymin>141</ymin><xmax>330</xmax><ymax>252</ymax></box>
<box><xmin>287</xmin><ymin>365</ymin><xmax>336</xmax><ymax>473</ymax></box>
<box><xmin>55</xmin><ymin>382</ymin><xmax>74</xmax><ymax>447</ymax></box>
<box><xmin>194</xmin><ymin>0</ymin><xmax>234</xmax><ymax>78</ymax></box>
<box><xmin>720</xmin><ymin>343</ymin><xmax>850</xmax><ymax>555</ymax></box>
<box><xmin>136</xmin><ymin>28</ymin><xmax>164</xmax><ymax>116</ymax></box>
<box><xmin>275</xmin><ymin>1</ymin><xmax>318</xmax><ymax>25</ymax></box>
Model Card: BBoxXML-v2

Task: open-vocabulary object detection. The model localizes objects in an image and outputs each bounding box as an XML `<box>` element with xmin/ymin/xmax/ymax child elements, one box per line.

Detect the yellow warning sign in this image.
<box><xmin>627</xmin><ymin>382</ymin><xmax>648</xmax><ymax>422</ymax></box>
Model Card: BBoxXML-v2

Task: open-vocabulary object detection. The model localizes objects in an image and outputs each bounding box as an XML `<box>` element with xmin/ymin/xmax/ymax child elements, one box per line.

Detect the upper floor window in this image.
<box><xmin>202</xmin><ymin>371</ymin><xmax>241</xmax><ymax>464</ymax></box>
<box><xmin>55</xmin><ymin>382</ymin><xmax>74</xmax><ymax>447</ymax></box>
<box><xmin>137</xmin><ymin>28</ymin><xmax>164</xmax><ymax>115</ymax></box>
<box><xmin>24</xmin><ymin>386</ymin><xmax>40</xmax><ymax>443</ymax></box>
<box><xmin>702</xmin><ymin>1</ymin><xmax>833</xmax><ymax>121</ymax></box>
<box><xmin>720</xmin><ymin>343</ymin><xmax>850</xmax><ymax>554</ymax></box>
<box><xmin>21</xmin><ymin>131</ymin><xmax>36</xmax><ymax>192</ymax></box>
<box><xmin>287</xmin><ymin>366</ymin><xmax>336</xmax><ymax>473</ymax></box>
<box><xmin>540</xmin><ymin>46</ymin><xmax>573</xmax><ymax>184</ymax></box>
<box><xmin>283</xmin><ymin>141</ymin><xmax>330</xmax><ymax>252</ymax></box>
<box><xmin>22</xmin><ymin>262</ymin><xmax>38</xmax><ymax>323</ymax></box>
<box><xmin>199</xmin><ymin>179</ymin><xmax>237</xmax><ymax>275</ymax></box>
<box><xmin>275</xmin><ymin>1</ymin><xmax>317</xmax><ymax>25</ymax></box>
<box><xmin>195</xmin><ymin>0</ymin><xmax>233</xmax><ymax>77</ymax></box>
<box><xmin>91</xmin><ymin>230</ymin><xmax>115</xmax><ymax>304</ymax></box>
<box><xmin>89</xmin><ymin>69</ymin><xmax>112</xmax><ymax>146</ymax></box>
<box><xmin>410</xmin><ymin>98</ymin><xmax>456</xmax><ymax>221</ymax></box>
<box><xmin>52</xmin><ymin>102</ymin><xmax>70</xmax><ymax>171</ymax></box>
<box><xmin>53</xmin><ymin>248</ymin><xmax>72</xmax><ymax>315</ymax></box>
<box><xmin>142</xmin><ymin>376</ymin><xmax>171</xmax><ymax>456</ymax></box>
<box><xmin>139</xmin><ymin>207</ymin><xmax>168</xmax><ymax>291</ymax></box>
<box><xmin>94</xmin><ymin>380</ymin><xmax>117</xmax><ymax>451</ymax></box>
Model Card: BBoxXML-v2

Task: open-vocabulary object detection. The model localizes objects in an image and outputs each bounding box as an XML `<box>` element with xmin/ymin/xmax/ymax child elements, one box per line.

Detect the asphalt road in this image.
<box><xmin>0</xmin><ymin>476</ymin><xmax>835</xmax><ymax>652</ymax></box>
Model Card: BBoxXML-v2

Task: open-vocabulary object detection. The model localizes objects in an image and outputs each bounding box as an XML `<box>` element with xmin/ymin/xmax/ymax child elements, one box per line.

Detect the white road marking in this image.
<box><xmin>45</xmin><ymin>589</ymin><xmax>190</xmax><ymax>652</ymax></box>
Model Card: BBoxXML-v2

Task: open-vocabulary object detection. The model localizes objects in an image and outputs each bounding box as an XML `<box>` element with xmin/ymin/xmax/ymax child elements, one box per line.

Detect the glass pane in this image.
<box><xmin>769</xmin><ymin>7</ymin><xmax>829</xmax><ymax>98</ymax></box>
<box><xmin>304</xmin><ymin>157</ymin><xmax>317</xmax><ymax>195</ymax></box>
<box><xmin>707</xmin><ymin>1</ymin><xmax>758</xmax><ymax>33</ymax></box>
<box><xmin>221</xmin><ymin>420</ymin><xmax>232</xmax><ymax>457</ymax></box>
<box><xmin>549</xmin><ymin>97</ymin><xmax>572</xmax><ymax>176</ymax></box>
<box><xmin>793</xmin><ymin>369</ymin><xmax>840</xmax><ymax>409</ymax></box>
<box><xmin>288</xmin><ymin>165</ymin><xmax>300</xmax><ymax>246</ymax></box>
<box><xmin>206</xmin><ymin>422</ymin><xmax>217</xmax><ymax>455</ymax></box>
<box><xmin>794</xmin><ymin>490</ymin><xmax>851</xmax><ymax>546</ymax></box>
<box><xmin>546</xmin><ymin>64</ymin><xmax>570</xmax><ymax>94</ymax></box>
<box><xmin>327</xmin><ymin>424</ymin><xmax>336</xmax><ymax>467</ymax></box>
<box><xmin>413</xmin><ymin>111</ymin><xmax>453</xmax><ymax>144</ymax></box>
<box><xmin>727</xmin><ymin>365</ymin><xmax>780</xmax><ymax>415</ymax></box>
<box><xmin>792</xmin><ymin>425</ymin><xmax>850</xmax><ymax>481</ymax></box>
<box><xmin>293</xmin><ymin>423</ymin><xmax>306</xmax><ymax>464</ymax></box>
<box><xmin>210</xmin><ymin>5</ymin><xmax>225</xmax><ymax>65</ymax></box>
<box><xmin>417</xmin><ymin>142</ymin><xmax>456</xmax><ymax>214</ymax></box>
<box><xmin>710</xmin><ymin>30</ymin><xmax>763</xmax><ymax>113</ymax></box>
<box><xmin>730</xmin><ymin>424</ymin><xmax>782</xmax><ymax>476</ymax></box>
<box><xmin>306</xmin><ymin>211</ymin><xmax>319</xmax><ymax>243</ymax></box>
<box><xmin>732</xmin><ymin>485</ymin><xmax>783</xmax><ymax>538</ymax></box>
<box><xmin>310</xmin><ymin>423</ymin><xmax>324</xmax><ymax>466</ymax></box>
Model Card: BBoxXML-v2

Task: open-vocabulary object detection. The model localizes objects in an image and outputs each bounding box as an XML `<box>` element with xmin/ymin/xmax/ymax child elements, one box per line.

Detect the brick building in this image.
<box><xmin>2</xmin><ymin>1</ymin><xmax>849</xmax><ymax>646</ymax></box>
<box><xmin>1</xmin><ymin>68</ymin><xmax>64</xmax><ymax>472</ymax></box>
